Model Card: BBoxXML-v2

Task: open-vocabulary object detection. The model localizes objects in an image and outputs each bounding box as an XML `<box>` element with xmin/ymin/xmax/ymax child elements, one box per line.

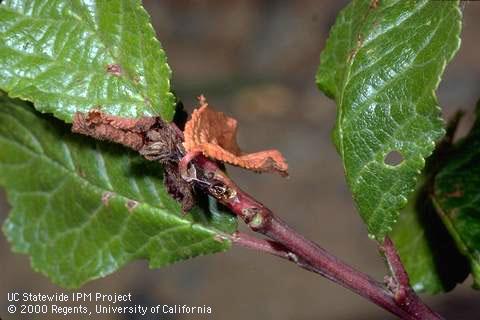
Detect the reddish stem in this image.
<box><xmin>221</xmin><ymin>231</ymin><xmax>296</xmax><ymax>261</ymax></box>
<box><xmin>182</xmin><ymin>152</ymin><xmax>442</xmax><ymax>320</ymax></box>
<box><xmin>382</xmin><ymin>237</ymin><xmax>443</xmax><ymax>320</ymax></box>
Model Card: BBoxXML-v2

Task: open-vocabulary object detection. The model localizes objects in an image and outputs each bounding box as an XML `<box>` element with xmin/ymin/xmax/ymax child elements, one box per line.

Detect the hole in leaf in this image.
<box><xmin>384</xmin><ymin>150</ymin><xmax>404</xmax><ymax>166</ymax></box>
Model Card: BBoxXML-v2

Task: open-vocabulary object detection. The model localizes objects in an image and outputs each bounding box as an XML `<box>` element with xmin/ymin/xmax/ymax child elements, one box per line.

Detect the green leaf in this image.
<box><xmin>391</xmin><ymin>177</ymin><xmax>469</xmax><ymax>294</ymax></box>
<box><xmin>0</xmin><ymin>0</ymin><xmax>175</xmax><ymax>123</ymax></box>
<box><xmin>0</xmin><ymin>96</ymin><xmax>236</xmax><ymax>288</ymax></box>
<box><xmin>433</xmin><ymin>104</ymin><xmax>480</xmax><ymax>289</ymax></box>
<box><xmin>316</xmin><ymin>0</ymin><xmax>462</xmax><ymax>240</ymax></box>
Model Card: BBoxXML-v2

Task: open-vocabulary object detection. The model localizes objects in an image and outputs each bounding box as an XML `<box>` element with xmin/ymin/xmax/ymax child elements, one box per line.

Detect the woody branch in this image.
<box><xmin>72</xmin><ymin>105</ymin><xmax>442</xmax><ymax>320</ymax></box>
<box><xmin>179</xmin><ymin>152</ymin><xmax>442</xmax><ymax>320</ymax></box>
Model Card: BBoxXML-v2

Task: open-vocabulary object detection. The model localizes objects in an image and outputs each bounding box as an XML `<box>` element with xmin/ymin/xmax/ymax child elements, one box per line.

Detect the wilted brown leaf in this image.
<box><xmin>72</xmin><ymin>109</ymin><xmax>156</xmax><ymax>151</ymax></box>
<box><xmin>72</xmin><ymin>110</ymin><xmax>195</xmax><ymax>211</ymax></box>
<box><xmin>184</xmin><ymin>96</ymin><xmax>288</xmax><ymax>176</ymax></box>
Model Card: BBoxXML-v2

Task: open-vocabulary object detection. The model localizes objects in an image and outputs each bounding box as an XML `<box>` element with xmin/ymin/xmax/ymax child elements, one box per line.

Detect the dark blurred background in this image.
<box><xmin>1</xmin><ymin>1</ymin><xmax>480</xmax><ymax>319</ymax></box>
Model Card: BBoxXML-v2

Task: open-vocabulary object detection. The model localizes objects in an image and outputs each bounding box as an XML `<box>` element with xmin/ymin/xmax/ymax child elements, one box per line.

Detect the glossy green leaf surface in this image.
<box><xmin>433</xmin><ymin>106</ymin><xmax>480</xmax><ymax>289</ymax></box>
<box><xmin>0</xmin><ymin>96</ymin><xmax>236</xmax><ymax>288</ymax></box>
<box><xmin>391</xmin><ymin>177</ymin><xmax>469</xmax><ymax>294</ymax></box>
<box><xmin>0</xmin><ymin>0</ymin><xmax>175</xmax><ymax>122</ymax></box>
<box><xmin>316</xmin><ymin>0</ymin><xmax>462</xmax><ymax>240</ymax></box>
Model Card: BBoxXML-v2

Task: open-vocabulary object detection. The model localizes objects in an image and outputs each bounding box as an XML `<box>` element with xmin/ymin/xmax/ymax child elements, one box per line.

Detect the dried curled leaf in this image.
<box><xmin>72</xmin><ymin>110</ymin><xmax>195</xmax><ymax>211</ymax></box>
<box><xmin>72</xmin><ymin>110</ymin><xmax>156</xmax><ymax>151</ymax></box>
<box><xmin>184</xmin><ymin>96</ymin><xmax>288</xmax><ymax>176</ymax></box>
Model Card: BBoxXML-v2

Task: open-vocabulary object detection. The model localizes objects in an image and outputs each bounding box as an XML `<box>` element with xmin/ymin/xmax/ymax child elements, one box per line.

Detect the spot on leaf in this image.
<box><xmin>184</xmin><ymin>96</ymin><xmax>288</xmax><ymax>176</ymax></box>
<box><xmin>126</xmin><ymin>200</ymin><xmax>139</xmax><ymax>212</ymax></box>
<box><xmin>102</xmin><ymin>191</ymin><xmax>114</xmax><ymax>206</ymax></box>
<box><xmin>384</xmin><ymin>150</ymin><xmax>404</xmax><ymax>167</ymax></box>
<box><xmin>445</xmin><ymin>186</ymin><xmax>463</xmax><ymax>199</ymax></box>
<box><xmin>106</xmin><ymin>63</ymin><xmax>122</xmax><ymax>76</ymax></box>
<box><xmin>370</xmin><ymin>0</ymin><xmax>379</xmax><ymax>9</ymax></box>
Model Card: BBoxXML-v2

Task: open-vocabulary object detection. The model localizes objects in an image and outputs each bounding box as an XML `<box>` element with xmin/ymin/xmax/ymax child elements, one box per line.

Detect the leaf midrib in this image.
<box><xmin>432</xmin><ymin>198</ymin><xmax>480</xmax><ymax>275</ymax></box>
<box><xmin>0</xmin><ymin>5</ymin><xmax>152</xmax><ymax>111</ymax></box>
<box><xmin>337</xmin><ymin>0</ymin><xmax>432</xmax><ymax>140</ymax></box>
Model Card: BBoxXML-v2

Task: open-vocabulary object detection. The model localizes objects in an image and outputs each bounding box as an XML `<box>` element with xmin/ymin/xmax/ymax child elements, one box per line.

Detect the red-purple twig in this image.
<box><xmin>223</xmin><ymin>231</ymin><xmax>353</xmax><ymax>277</ymax></box>
<box><xmin>382</xmin><ymin>237</ymin><xmax>443</xmax><ymax>320</ymax></box>
<box><xmin>181</xmin><ymin>152</ymin><xmax>442</xmax><ymax>320</ymax></box>
<box><xmin>220</xmin><ymin>232</ymin><xmax>296</xmax><ymax>261</ymax></box>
